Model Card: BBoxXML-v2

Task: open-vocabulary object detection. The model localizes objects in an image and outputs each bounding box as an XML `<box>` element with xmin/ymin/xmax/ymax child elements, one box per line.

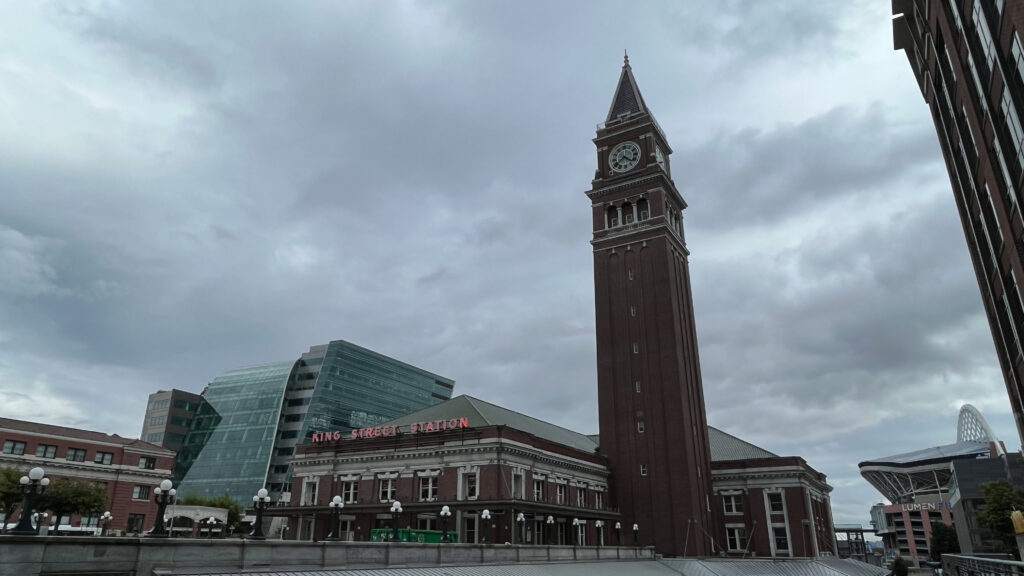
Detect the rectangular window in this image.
<box><xmin>534</xmin><ymin>479</ymin><xmax>545</xmax><ymax>501</ymax></box>
<box><xmin>284</xmin><ymin>414</ymin><xmax>302</xmax><ymax>423</ymax></box>
<box><xmin>630</xmin><ymin>304</ymin><xmax>636</xmax><ymax>317</ymax></box>
<box><xmin>972</xmin><ymin>0</ymin><xmax>997</xmax><ymax>71</ymax></box>
<box><xmin>632</xmin><ymin>343</ymin><xmax>639</xmax><ymax>354</ymax></box>
<box><xmin>139</xmin><ymin>456</ymin><xmax>156</xmax><ymax>469</ymax></box>
<box><xmin>577</xmin><ymin>488</ymin><xmax>587</xmax><ymax>507</ymax></box>
<box><xmin>286</xmin><ymin>397</ymin><xmax>311</xmax><ymax>407</ymax></box>
<box><xmin>767</xmin><ymin>492</ymin><xmax>784</xmax><ymax>514</ymax></box>
<box><xmin>66</xmin><ymin>447</ymin><xmax>86</xmax><ymax>462</ymax></box>
<box><xmin>513</xmin><ymin>472</ymin><xmax>524</xmax><ymax>499</ymax></box>
<box><xmin>35</xmin><ymin>444</ymin><xmax>57</xmax><ymax>458</ymax></box>
<box><xmin>342</xmin><ymin>481</ymin><xmax>358</xmax><ymax>503</ymax></box>
<box><xmin>628</xmin><ymin>270</ymin><xmax>634</xmax><ymax>280</ymax></box>
<box><xmin>419</xmin><ymin>476</ymin><xmax>437</xmax><ymax>501</ymax></box>
<box><xmin>379</xmin><ymin>478</ymin><xmax>395</xmax><ymax>502</ymax></box>
<box><xmin>637</xmin><ymin>420</ymin><xmax>645</xmax><ymax>433</ymax></box>
<box><xmin>270</xmin><ymin>465</ymin><xmax>289</xmax><ymax>474</ymax></box>
<box><xmin>726</xmin><ymin>526</ymin><xmax>747</xmax><ymax>551</ymax></box>
<box><xmin>279</xmin><ymin>430</ymin><xmax>298</xmax><ymax>439</ymax></box>
<box><xmin>127</xmin><ymin>513</ymin><xmax>146</xmax><ymax>534</ymax></box>
<box><xmin>464</xmin><ymin>473</ymin><xmax>478</xmax><ymax>499</ymax></box>
<box><xmin>277</xmin><ymin>447</ymin><xmax>294</xmax><ymax>456</ymax></box>
<box><xmin>773</xmin><ymin>527</ymin><xmax>789</xmax><ymax>552</ymax></box>
<box><xmin>94</xmin><ymin>452</ymin><xmax>113</xmax><ymax>465</ymax></box>
<box><xmin>146</xmin><ymin>432</ymin><xmax>163</xmax><ymax>443</ymax></box>
<box><xmin>635</xmin><ymin>381</ymin><xmax>641</xmax><ymax>393</ymax></box>
<box><xmin>556</xmin><ymin>484</ymin><xmax>566</xmax><ymax>505</ymax></box>
<box><xmin>640</xmin><ymin>464</ymin><xmax>648</xmax><ymax>477</ymax></box>
<box><xmin>723</xmin><ymin>494</ymin><xmax>744</xmax><ymax>514</ymax></box>
<box><xmin>132</xmin><ymin>485</ymin><xmax>151</xmax><ymax>500</ymax></box>
<box><xmin>149</xmin><ymin>415</ymin><xmax>166</xmax><ymax>426</ymax></box>
<box><xmin>2</xmin><ymin>440</ymin><xmax>26</xmax><ymax>455</ymax></box>
<box><xmin>595</xmin><ymin>492</ymin><xmax>604</xmax><ymax>510</ymax></box>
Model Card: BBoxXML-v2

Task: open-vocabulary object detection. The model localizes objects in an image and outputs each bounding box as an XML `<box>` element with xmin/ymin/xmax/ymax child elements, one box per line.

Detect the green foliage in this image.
<box><xmin>35</xmin><ymin>478</ymin><xmax>107</xmax><ymax>526</ymax></box>
<box><xmin>978</xmin><ymin>480</ymin><xmax>1024</xmax><ymax>558</ymax></box>
<box><xmin>0</xmin><ymin>467</ymin><xmax>24</xmax><ymax>533</ymax></box>
<box><xmin>929</xmin><ymin>521</ymin><xmax>960</xmax><ymax>560</ymax></box>
<box><xmin>890</xmin><ymin>556</ymin><xmax>909</xmax><ymax>576</ymax></box>
<box><xmin>177</xmin><ymin>493</ymin><xmax>243</xmax><ymax>528</ymax></box>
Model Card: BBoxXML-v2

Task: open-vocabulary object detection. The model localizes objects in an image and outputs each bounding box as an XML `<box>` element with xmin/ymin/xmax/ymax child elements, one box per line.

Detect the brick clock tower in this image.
<box><xmin>587</xmin><ymin>56</ymin><xmax>717</xmax><ymax>556</ymax></box>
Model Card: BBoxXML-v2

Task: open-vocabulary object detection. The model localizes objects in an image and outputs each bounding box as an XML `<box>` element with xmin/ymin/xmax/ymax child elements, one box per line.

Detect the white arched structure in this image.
<box><xmin>957</xmin><ymin>404</ymin><xmax>1004</xmax><ymax>455</ymax></box>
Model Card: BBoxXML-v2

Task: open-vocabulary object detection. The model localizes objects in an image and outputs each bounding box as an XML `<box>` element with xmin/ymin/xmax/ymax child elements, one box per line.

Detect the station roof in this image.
<box><xmin>858</xmin><ymin>441</ymin><xmax>990</xmax><ymax>468</ymax></box>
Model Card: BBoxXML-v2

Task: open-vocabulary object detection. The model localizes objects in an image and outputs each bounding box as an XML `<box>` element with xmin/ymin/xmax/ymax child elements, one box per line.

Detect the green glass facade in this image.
<box><xmin>175</xmin><ymin>340</ymin><xmax>454</xmax><ymax>507</ymax></box>
<box><xmin>175</xmin><ymin>361</ymin><xmax>294</xmax><ymax>505</ymax></box>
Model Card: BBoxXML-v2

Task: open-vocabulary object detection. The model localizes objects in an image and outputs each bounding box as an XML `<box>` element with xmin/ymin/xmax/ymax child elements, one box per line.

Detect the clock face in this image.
<box><xmin>609</xmin><ymin>141</ymin><xmax>641</xmax><ymax>173</ymax></box>
<box><xmin>655</xmin><ymin>146</ymin><xmax>667</xmax><ymax>172</ymax></box>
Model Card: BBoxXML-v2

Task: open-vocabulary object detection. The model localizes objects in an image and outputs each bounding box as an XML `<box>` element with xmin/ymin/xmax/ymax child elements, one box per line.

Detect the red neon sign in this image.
<box><xmin>310</xmin><ymin>417</ymin><xmax>470</xmax><ymax>443</ymax></box>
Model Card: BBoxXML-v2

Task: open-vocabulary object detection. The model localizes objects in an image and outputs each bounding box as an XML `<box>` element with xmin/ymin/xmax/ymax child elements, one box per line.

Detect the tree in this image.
<box><xmin>0</xmin><ymin>467</ymin><xmax>25</xmax><ymax>534</ymax></box>
<box><xmin>891</xmin><ymin>556</ymin><xmax>909</xmax><ymax>576</ymax></box>
<box><xmin>929</xmin><ymin>520</ymin><xmax>961</xmax><ymax>560</ymax></box>
<box><xmin>35</xmin><ymin>478</ymin><xmax>107</xmax><ymax>532</ymax></box>
<box><xmin>178</xmin><ymin>493</ymin><xmax>243</xmax><ymax>529</ymax></box>
<box><xmin>977</xmin><ymin>480</ymin><xmax>1024</xmax><ymax>558</ymax></box>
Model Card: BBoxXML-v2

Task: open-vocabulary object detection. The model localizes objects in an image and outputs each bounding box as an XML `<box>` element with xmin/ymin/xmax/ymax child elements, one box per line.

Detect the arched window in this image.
<box><xmin>606</xmin><ymin>205</ymin><xmax>619</xmax><ymax>228</ymax></box>
<box><xmin>637</xmin><ymin>198</ymin><xmax>650</xmax><ymax>220</ymax></box>
<box><xmin>622</xmin><ymin>202</ymin><xmax>634</xmax><ymax>224</ymax></box>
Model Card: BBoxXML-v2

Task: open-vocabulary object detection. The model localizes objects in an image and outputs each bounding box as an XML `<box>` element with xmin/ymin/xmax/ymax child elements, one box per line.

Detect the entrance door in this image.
<box><xmin>462</xmin><ymin>516</ymin><xmax>476</xmax><ymax>543</ymax></box>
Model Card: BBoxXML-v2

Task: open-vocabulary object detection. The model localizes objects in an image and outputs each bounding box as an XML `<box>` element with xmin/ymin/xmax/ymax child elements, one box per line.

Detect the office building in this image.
<box><xmin>140</xmin><ymin>388</ymin><xmax>202</xmax><ymax>453</ymax></box>
<box><xmin>0</xmin><ymin>417</ymin><xmax>174</xmax><ymax>535</ymax></box>
<box><xmin>892</xmin><ymin>0</ymin><xmax>1024</xmax><ymax>444</ymax></box>
<box><xmin>174</xmin><ymin>339</ymin><xmax>454</xmax><ymax>507</ymax></box>
<box><xmin>586</xmin><ymin>54</ymin><xmax>715</xmax><ymax>555</ymax></box>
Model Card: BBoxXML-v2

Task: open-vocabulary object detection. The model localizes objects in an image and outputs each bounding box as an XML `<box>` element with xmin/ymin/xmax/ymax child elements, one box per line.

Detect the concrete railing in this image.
<box><xmin>0</xmin><ymin>536</ymin><xmax>655</xmax><ymax>576</ymax></box>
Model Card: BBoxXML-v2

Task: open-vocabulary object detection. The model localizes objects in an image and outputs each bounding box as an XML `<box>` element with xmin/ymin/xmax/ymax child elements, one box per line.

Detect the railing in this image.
<box><xmin>944</xmin><ymin>554</ymin><xmax>1024</xmax><ymax>575</ymax></box>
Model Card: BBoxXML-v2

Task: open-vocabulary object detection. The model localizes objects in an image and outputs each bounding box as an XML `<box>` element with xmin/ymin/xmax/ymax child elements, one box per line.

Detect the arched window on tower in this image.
<box><xmin>606</xmin><ymin>205</ymin><xmax>619</xmax><ymax>228</ymax></box>
<box><xmin>622</xmin><ymin>202</ymin><xmax>634</xmax><ymax>224</ymax></box>
<box><xmin>637</xmin><ymin>198</ymin><xmax>650</xmax><ymax>221</ymax></box>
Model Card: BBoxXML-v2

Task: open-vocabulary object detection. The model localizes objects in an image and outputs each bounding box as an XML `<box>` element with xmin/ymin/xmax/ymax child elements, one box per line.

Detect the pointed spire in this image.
<box><xmin>605</xmin><ymin>52</ymin><xmax>647</xmax><ymax>122</ymax></box>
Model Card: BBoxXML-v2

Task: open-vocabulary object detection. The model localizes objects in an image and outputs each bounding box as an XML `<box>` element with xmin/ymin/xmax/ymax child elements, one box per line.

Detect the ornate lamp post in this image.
<box><xmin>516</xmin><ymin>512</ymin><xmax>525</xmax><ymax>545</ymax></box>
<box><xmin>145</xmin><ymin>480</ymin><xmax>176</xmax><ymax>538</ymax></box>
<box><xmin>572</xmin><ymin>518</ymin><xmax>580</xmax><ymax>547</ymax></box>
<box><xmin>615</xmin><ymin>521</ymin><xmax>622</xmax><ymax>546</ymax></box>
<box><xmin>633</xmin><ymin>522</ymin><xmax>639</xmax><ymax>546</ymax></box>
<box><xmin>249</xmin><ymin>488</ymin><xmax>271</xmax><ymax>540</ymax></box>
<box><xmin>439</xmin><ymin>505</ymin><xmax>452</xmax><ymax>543</ymax></box>
<box><xmin>33</xmin><ymin>512</ymin><xmax>49</xmax><ymax>535</ymax></box>
<box><xmin>481</xmin><ymin>509</ymin><xmax>491</xmax><ymax>544</ymax></box>
<box><xmin>10</xmin><ymin>467</ymin><xmax>49</xmax><ymax>535</ymax></box>
<box><xmin>327</xmin><ymin>495</ymin><xmax>344</xmax><ymax>540</ymax></box>
<box><xmin>546</xmin><ymin>515</ymin><xmax>554</xmax><ymax>545</ymax></box>
<box><xmin>595</xmin><ymin>520</ymin><xmax>604</xmax><ymax>547</ymax></box>
<box><xmin>100</xmin><ymin>511</ymin><xmax>113</xmax><ymax>536</ymax></box>
<box><xmin>205</xmin><ymin>517</ymin><xmax>217</xmax><ymax>538</ymax></box>
<box><xmin>390</xmin><ymin>500</ymin><xmax>403</xmax><ymax>542</ymax></box>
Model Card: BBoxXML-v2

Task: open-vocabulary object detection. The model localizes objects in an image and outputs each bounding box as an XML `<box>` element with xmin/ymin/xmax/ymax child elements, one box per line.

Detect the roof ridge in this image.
<box><xmin>461</xmin><ymin>394</ymin><xmax>594</xmax><ymax>440</ymax></box>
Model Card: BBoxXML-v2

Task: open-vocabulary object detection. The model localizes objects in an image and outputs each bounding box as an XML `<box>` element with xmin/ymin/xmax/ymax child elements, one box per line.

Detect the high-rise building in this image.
<box><xmin>891</xmin><ymin>1</ymin><xmax>1024</xmax><ymax>443</ymax></box>
<box><xmin>586</xmin><ymin>55</ymin><xmax>717</xmax><ymax>556</ymax></box>
<box><xmin>140</xmin><ymin>388</ymin><xmax>202</xmax><ymax>453</ymax></box>
<box><xmin>174</xmin><ymin>339</ymin><xmax>454</xmax><ymax>507</ymax></box>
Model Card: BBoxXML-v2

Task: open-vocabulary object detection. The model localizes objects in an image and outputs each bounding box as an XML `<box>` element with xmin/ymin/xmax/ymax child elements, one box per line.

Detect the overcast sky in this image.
<box><xmin>0</xmin><ymin>0</ymin><xmax>1015</xmax><ymax>527</ymax></box>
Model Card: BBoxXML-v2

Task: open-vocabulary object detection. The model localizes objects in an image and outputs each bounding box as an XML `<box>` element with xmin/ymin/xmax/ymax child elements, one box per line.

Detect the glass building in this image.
<box><xmin>175</xmin><ymin>340</ymin><xmax>454</xmax><ymax>507</ymax></box>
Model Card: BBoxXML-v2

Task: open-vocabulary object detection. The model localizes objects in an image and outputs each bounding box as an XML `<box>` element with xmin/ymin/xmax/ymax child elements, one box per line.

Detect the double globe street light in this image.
<box><xmin>146</xmin><ymin>480</ymin><xmax>176</xmax><ymax>538</ymax></box>
<box><xmin>439</xmin><ymin>505</ymin><xmax>452</xmax><ymax>543</ymax></box>
<box><xmin>389</xmin><ymin>500</ymin><xmax>403</xmax><ymax>542</ymax></box>
<box><xmin>10</xmin><ymin>467</ymin><xmax>50</xmax><ymax>535</ymax></box>
<box><xmin>250</xmin><ymin>488</ymin><xmax>271</xmax><ymax>540</ymax></box>
<box><xmin>481</xmin><ymin>509</ymin><xmax>492</xmax><ymax>544</ymax></box>
<box><xmin>327</xmin><ymin>495</ymin><xmax>344</xmax><ymax>541</ymax></box>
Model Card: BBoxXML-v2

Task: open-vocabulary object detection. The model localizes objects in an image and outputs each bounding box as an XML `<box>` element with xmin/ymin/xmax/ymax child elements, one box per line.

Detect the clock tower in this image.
<box><xmin>587</xmin><ymin>55</ymin><xmax>716</xmax><ymax>556</ymax></box>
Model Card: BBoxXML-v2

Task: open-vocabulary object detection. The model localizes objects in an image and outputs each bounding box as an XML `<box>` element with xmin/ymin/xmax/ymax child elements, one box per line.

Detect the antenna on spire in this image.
<box><xmin>623</xmin><ymin>49</ymin><xmax>630</xmax><ymax>67</ymax></box>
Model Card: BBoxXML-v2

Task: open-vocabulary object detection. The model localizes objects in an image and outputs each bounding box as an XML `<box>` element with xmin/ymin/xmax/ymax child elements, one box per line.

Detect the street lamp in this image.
<box><xmin>205</xmin><ymin>517</ymin><xmax>217</xmax><ymax>539</ymax></box>
<box><xmin>100</xmin><ymin>510</ymin><xmax>114</xmax><ymax>532</ymax></box>
<box><xmin>10</xmin><ymin>467</ymin><xmax>49</xmax><ymax>535</ymax></box>
<box><xmin>146</xmin><ymin>479</ymin><xmax>176</xmax><ymax>538</ymax></box>
<box><xmin>615</xmin><ymin>521</ymin><xmax>621</xmax><ymax>546</ymax></box>
<box><xmin>390</xmin><ymin>500</ymin><xmax>403</xmax><ymax>542</ymax></box>
<box><xmin>595</xmin><ymin>520</ymin><xmax>604</xmax><ymax>547</ymax></box>
<box><xmin>633</xmin><ymin>523</ymin><xmax>639</xmax><ymax>546</ymax></box>
<box><xmin>249</xmin><ymin>488</ymin><xmax>271</xmax><ymax>540</ymax></box>
<box><xmin>481</xmin><ymin>509</ymin><xmax>491</xmax><ymax>544</ymax></box>
<box><xmin>440</xmin><ymin>505</ymin><xmax>452</xmax><ymax>543</ymax></box>
<box><xmin>572</xmin><ymin>518</ymin><xmax>580</xmax><ymax>547</ymax></box>
<box><xmin>327</xmin><ymin>495</ymin><xmax>344</xmax><ymax>540</ymax></box>
<box><xmin>516</xmin><ymin>512</ymin><xmax>525</xmax><ymax>545</ymax></box>
<box><xmin>546</xmin><ymin>515</ymin><xmax>554</xmax><ymax>545</ymax></box>
<box><xmin>33</xmin><ymin>512</ymin><xmax>49</xmax><ymax>535</ymax></box>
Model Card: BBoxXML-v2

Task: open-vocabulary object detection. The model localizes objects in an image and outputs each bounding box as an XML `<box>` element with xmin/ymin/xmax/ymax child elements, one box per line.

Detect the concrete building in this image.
<box><xmin>892</xmin><ymin>0</ymin><xmax>1024</xmax><ymax>445</ymax></box>
<box><xmin>174</xmin><ymin>339</ymin><xmax>454</xmax><ymax>508</ymax></box>
<box><xmin>140</xmin><ymin>388</ymin><xmax>202</xmax><ymax>453</ymax></box>
<box><xmin>0</xmin><ymin>417</ymin><xmax>174</xmax><ymax>535</ymax></box>
<box><xmin>278</xmin><ymin>395</ymin><xmax>835</xmax><ymax>558</ymax></box>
